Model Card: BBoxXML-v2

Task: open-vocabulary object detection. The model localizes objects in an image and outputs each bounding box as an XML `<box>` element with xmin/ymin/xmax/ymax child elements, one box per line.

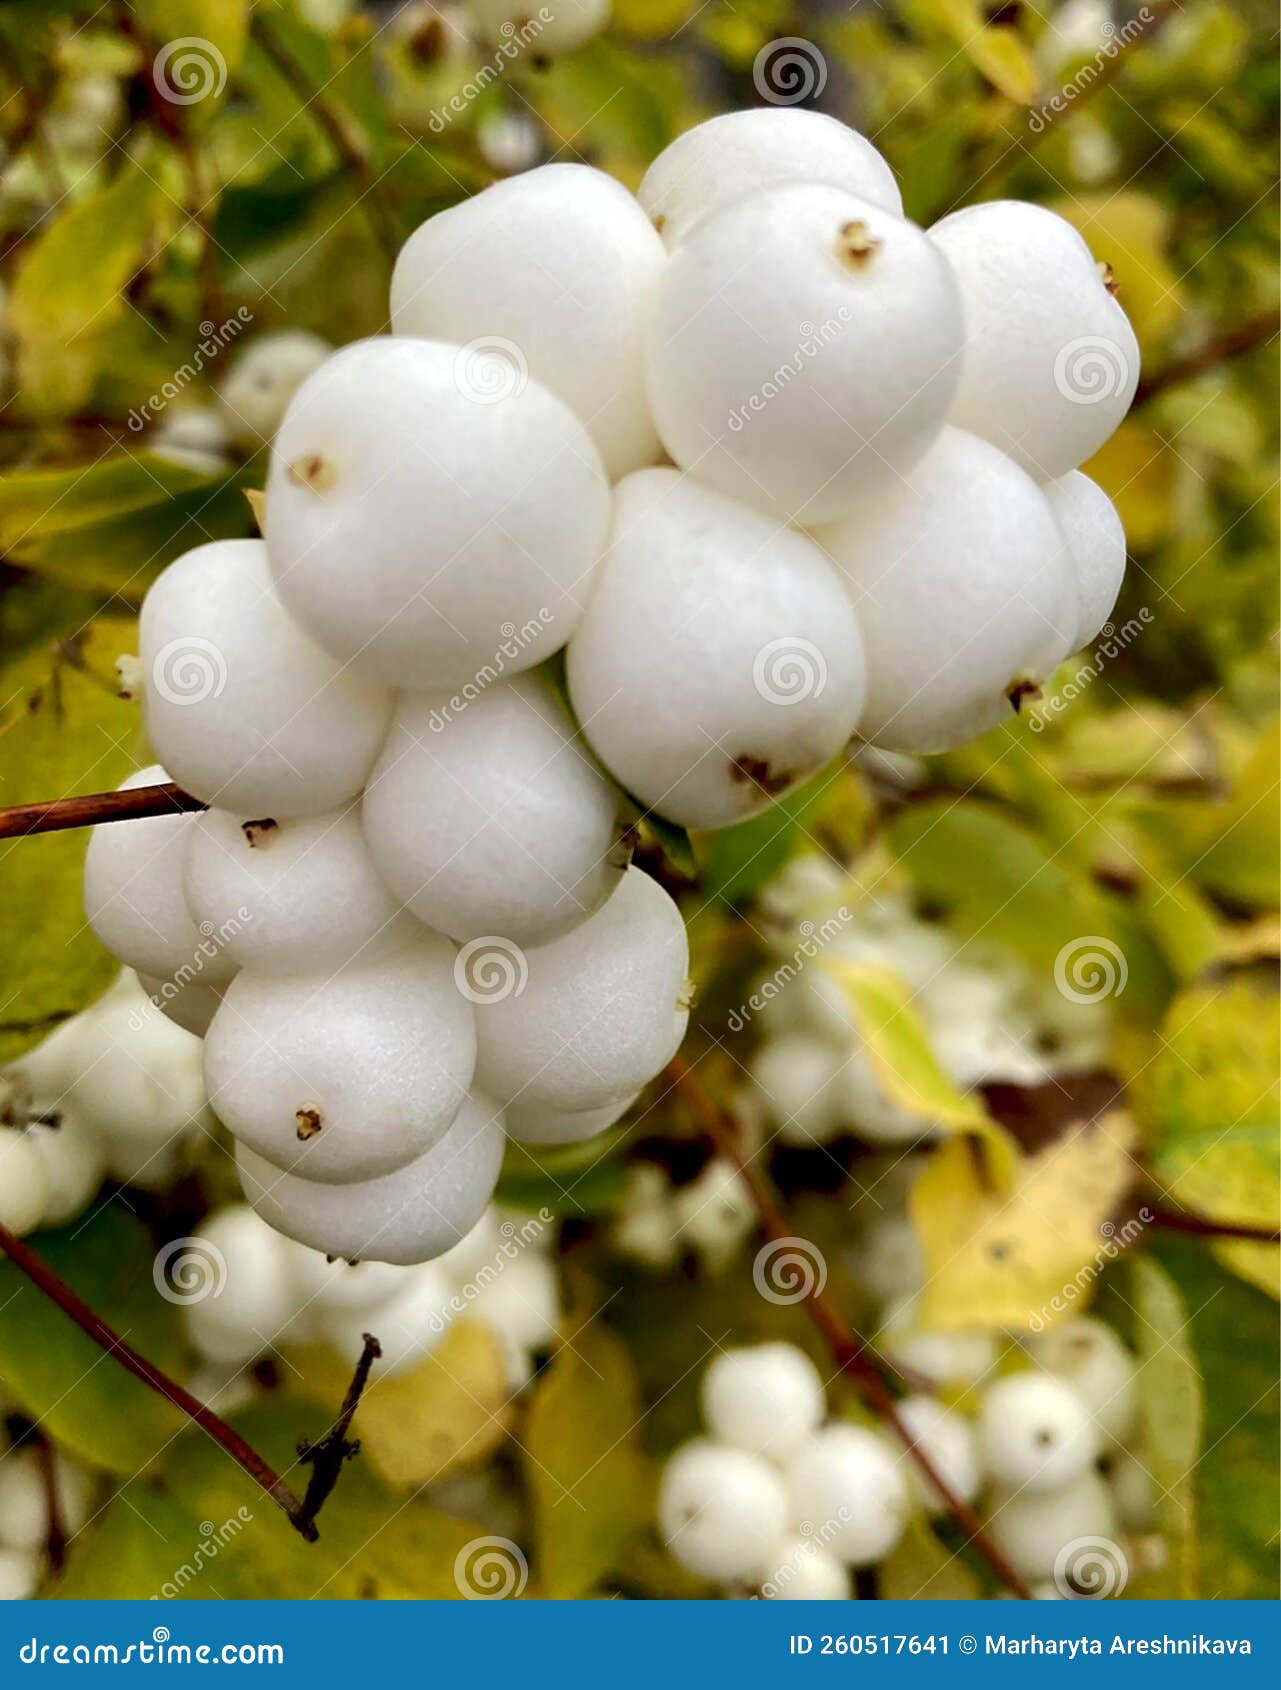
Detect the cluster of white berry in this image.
<box><xmin>659</xmin><ymin>1323</ymin><xmax>1149</xmax><ymax>1598</ymax></box>
<box><xmin>84</xmin><ymin>104</ymin><xmax>1132</xmax><ymax>1270</ymax></box>
<box><xmin>0</xmin><ymin>971</ymin><xmax>209</xmax><ymax>1239</ymax></box>
<box><xmin>183</xmin><ymin>1202</ymin><xmax>559</xmax><ymax>1404</ymax></box>
<box><xmin>0</xmin><ymin>1423</ymin><xmax>92</xmax><ymax>1602</ymax></box>
<box><xmin>743</xmin><ymin>853</ymin><xmax>1109</xmax><ymax>1149</ymax></box>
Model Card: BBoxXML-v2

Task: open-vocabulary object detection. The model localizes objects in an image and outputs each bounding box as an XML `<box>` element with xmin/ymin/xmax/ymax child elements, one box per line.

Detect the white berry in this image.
<box><xmin>1027</xmin><ymin>1318</ymin><xmax>1138</xmax><ymax>1447</ymax></box>
<box><xmin>217</xmin><ymin>329</ymin><xmax>330</xmax><ymax>451</ymax></box>
<box><xmin>977</xmin><ymin>1372</ymin><xmax>1100</xmax><ymax>1492</ymax></box>
<box><xmin>1043</xmin><ymin>470</ymin><xmax>1127</xmax><ymax>651</ymax></box>
<box><xmin>0</xmin><ymin>1130</ymin><xmax>51</xmax><ymax>1236</ymax></box>
<box><xmin>786</xmin><ymin>1424</ymin><xmax>910</xmax><ymax>1566</ymax></box>
<box><xmin>466</xmin><ymin>0</ymin><xmax>610</xmax><ymax>57</ymax></box>
<box><xmin>896</xmin><ymin>1395</ymin><xmax>981</xmax><ymax>1514</ymax></box>
<box><xmin>987</xmin><ymin>1469</ymin><xmax>1117</xmax><ymax>1582</ymax></box>
<box><xmin>701</xmin><ymin>1343</ymin><xmax>826</xmax><ymax>1464</ymax></box>
<box><xmin>760</xmin><ymin>1535</ymin><xmax>851</xmax><ymax>1600</ymax></box>
<box><xmin>658</xmin><ymin>1439</ymin><xmax>790</xmax><ymax>1585</ymax></box>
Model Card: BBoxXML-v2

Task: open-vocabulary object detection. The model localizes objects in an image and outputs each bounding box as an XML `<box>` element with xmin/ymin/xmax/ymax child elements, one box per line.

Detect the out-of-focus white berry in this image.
<box><xmin>150</xmin><ymin>404</ymin><xmax>232</xmax><ymax>474</ymax></box>
<box><xmin>392</xmin><ymin>164</ymin><xmax>664</xmax><ymax>479</ymax></box>
<box><xmin>469</xmin><ymin>1250</ymin><xmax>559</xmax><ymax>1354</ymax></box>
<box><xmin>264</xmin><ymin>337</ymin><xmax>610</xmax><ymax>691</ymax></box>
<box><xmin>672</xmin><ymin>1158</ymin><xmax>755</xmax><ymax>1273</ymax></box>
<box><xmin>466</xmin><ymin>0</ymin><xmax>610</xmax><ymax>57</ymax></box>
<box><xmin>639</xmin><ymin>108</ymin><xmax>901</xmax><ymax>250</ymax></box>
<box><xmin>26</xmin><ymin>1113</ymin><xmax>105</xmax><ymax>1227</ymax></box>
<box><xmin>701</xmin><ymin>1344</ymin><xmax>826</xmax><ymax>1464</ymax></box>
<box><xmin>476</xmin><ymin>111</ymin><xmax>542</xmax><ymax>176</ymax></box>
<box><xmin>568</xmin><ymin>469</ymin><xmax>867</xmax><ymax>828</ymax></box>
<box><xmin>659</xmin><ymin>1439</ymin><xmax>790</xmax><ymax>1585</ymax></box>
<box><xmin>978</xmin><ymin>1372</ymin><xmax>1100</xmax><ymax>1492</ymax></box>
<box><xmin>879</xmin><ymin>1298</ymin><xmax>999</xmax><ymax>1390</ymax></box>
<box><xmin>1108</xmin><ymin>1446</ymin><xmax>1154</xmax><ymax>1532</ymax></box>
<box><xmin>0</xmin><ymin>1130</ymin><xmax>53</xmax><ymax>1236</ymax></box>
<box><xmin>321</xmin><ymin>1263</ymin><xmax>455</xmax><ymax>1376</ymax></box>
<box><xmin>849</xmin><ymin>1218</ymin><xmax>925</xmax><ymax>1307</ymax></box>
<box><xmin>646</xmin><ymin>186</ymin><xmax>961</xmax><ymax>524</ymax></box>
<box><xmin>217</xmin><ymin>330</ymin><xmax>331</xmax><ymax>452</ymax></box>
<box><xmin>786</xmin><ymin>1424</ymin><xmax>909</xmax><ymax>1566</ymax></box>
<box><xmin>140</xmin><ymin>540</ymin><xmax>392</xmax><ymax>819</ymax></box>
<box><xmin>815</xmin><ymin>428</ymin><xmax>1078</xmax><ymax>752</ymax></box>
<box><xmin>930</xmin><ymin>201</ymin><xmax>1139</xmax><ymax>480</ymax></box>
<box><xmin>750</xmin><ymin>1035</ymin><xmax>845</xmax><ymax>1147</ymax></box>
<box><xmin>182</xmin><ymin>1205</ymin><xmax>301</xmax><ymax>1366</ymax></box>
<box><xmin>0</xmin><ymin>1447</ymin><xmax>92</xmax><ymax>1551</ymax></box>
<box><xmin>1027</xmin><ymin>1317</ymin><xmax>1138</xmax><ymax>1447</ymax></box>
<box><xmin>612</xmin><ymin>1163</ymin><xmax>681</xmax><ymax>1270</ymax></box>
<box><xmin>987</xmin><ymin>1469</ymin><xmax>1117</xmax><ymax>1581</ymax></box>
<box><xmin>0</xmin><ymin>1545</ymin><xmax>41</xmax><ymax>1600</ymax></box>
<box><xmin>896</xmin><ymin>1395</ymin><xmax>981</xmax><ymax>1514</ymax></box>
<box><xmin>760</xmin><ymin>1534</ymin><xmax>851</xmax><ymax>1600</ymax></box>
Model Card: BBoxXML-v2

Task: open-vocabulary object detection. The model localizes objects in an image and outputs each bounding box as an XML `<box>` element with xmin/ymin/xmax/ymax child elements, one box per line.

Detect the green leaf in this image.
<box><xmin>495</xmin><ymin>1131</ymin><xmax>629</xmax><ymax>1218</ymax></box>
<box><xmin>523</xmin><ymin>1324</ymin><xmax>648</xmax><ymax>1597</ymax></box>
<box><xmin>131</xmin><ymin>1</ymin><xmax>249</xmax><ymax>110</ymax></box>
<box><xmin>697</xmin><ymin>764</ymin><xmax>868</xmax><ymax>905</ymax></box>
<box><xmin>1130</xmin><ymin>1257</ymin><xmax>1202</xmax><ymax>1597</ymax></box>
<box><xmin>639</xmin><ymin>810</ymin><xmax>695</xmax><ymax>879</ymax></box>
<box><xmin>880</xmin><ymin>1513</ymin><xmax>981</xmax><ymax>1600</ymax></box>
<box><xmin>0</xmin><ymin>619</ymin><xmax>145</xmax><ymax>1063</ymax></box>
<box><xmin>0</xmin><ymin>1207</ymin><xmax>189</xmax><ymax>1473</ymax></box>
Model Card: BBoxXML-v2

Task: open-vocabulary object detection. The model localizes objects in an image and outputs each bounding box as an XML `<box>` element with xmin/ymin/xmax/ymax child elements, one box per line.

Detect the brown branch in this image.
<box><xmin>33</xmin><ymin>1431</ymin><xmax>68</xmax><ymax>1573</ymax></box>
<box><xmin>295</xmin><ymin>1333</ymin><xmax>381</xmax><ymax>1531</ymax></box>
<box><xmin>666</xmin><ymin>1054</ymin><xmax>1034</xmax><ymax>1599</ymax></box>
<box><xmin>1147</xmin><ymin>1203</ymin><xmax>1280</xmax><ymax>1245</ymax></box>
<box><xmin>0</xmin><ymin>1221</ymin><xmax>320</xmax><ymax>1541</ymax></box>
<box><xmin>250</xmin><ymin>13</ymin><xmax>399</xmax><ymax>261</ymax></box>
<box><xmin>1134</xmin><ymin>309</ymin><xmax>1280</xmax><ymax>406</ymax></box>
<box><xmin>0</xmin><ymin>781</ymin><xmax>207</xmax><ymax>840</ymax></box>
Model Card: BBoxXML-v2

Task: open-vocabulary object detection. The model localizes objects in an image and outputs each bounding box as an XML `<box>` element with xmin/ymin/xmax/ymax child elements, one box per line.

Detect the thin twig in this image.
<box><xmin>1134</xmin><ymin>309</ymin><xmax>1280</xmax><ymax>406</ymax></box>
<box><xmin>0</xmin><ymin>781</ymin><xmax>207</xmax><ymax>840</ymax></box>
<box><xmin>250</xmin><ymin>13</ymin><xmax>399</xmax><ymax>260</ymax></box>
<box><xmin>296</xmin><ymin>1333</ymin><xmax>381</xmax><ymax>1531</ymax></box>
<box><xmin>1147</xmin><ymin>1204</ymin><xmax>1280</xmax><ymax>1245</ymax></box>
<box><xmin>666</xmin><ymin>1055</ymin><xmax>1034</xmax><ymax>1599</ymax></box>
<box><xmin>0</xmin><ymin>1221</ymin><xmax>319</xmax><ymax>1541</ymax></box>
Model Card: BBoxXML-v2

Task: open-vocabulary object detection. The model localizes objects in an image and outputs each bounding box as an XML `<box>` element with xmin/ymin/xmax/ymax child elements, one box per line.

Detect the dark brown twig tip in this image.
<box><xmin>295</xmin><ymin>1334</ymin><xmax>382</xmax><ymax>1533</ymax></box>
<box><xmin>1006</xmin><ymin>678</ymin><xmax>1042</xmax><ymax>715</ymax></box>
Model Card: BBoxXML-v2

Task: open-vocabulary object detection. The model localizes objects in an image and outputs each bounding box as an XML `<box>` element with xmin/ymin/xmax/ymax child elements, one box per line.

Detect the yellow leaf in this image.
<box><xmin>964</xmin><ymin>26</ymin><xmax>1040</xmax><ymax>104</ymax></box>
<box><xmin>293</xmin><ymin>1321</ymin><xmax>514</xmax><ymax>1491</ymax></box>
<box><xmin>910</xmin><ymin>1112</ymin><xmax>1140</xmax><ymax>1332</ymax></box>
<box><xmin>1052</xmin><ymin>193</ymin><xmax>1184</xmax><ymax>352</ymax></box>
<box><xmin>1081</xmin><ymin>421</ymin><xmax>1176</xmax><ymax>548</ymax></box>
<box><xmin>880</xmin><ymin>1513</ymin><xmax>981</xmax><ymax>1600</ymax></box>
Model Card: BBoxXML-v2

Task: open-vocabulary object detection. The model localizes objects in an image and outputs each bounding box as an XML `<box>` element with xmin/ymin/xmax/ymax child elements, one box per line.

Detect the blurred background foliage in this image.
<box><xmin>0</xmin><ymin>0</ymin><xmax>1277</xmax><ymax>1602</ymax></box>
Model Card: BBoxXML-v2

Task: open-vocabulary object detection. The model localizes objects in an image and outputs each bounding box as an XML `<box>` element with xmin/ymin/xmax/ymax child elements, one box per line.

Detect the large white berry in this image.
<box><xmin>977</xmin><ymin>1371</ymin><xmax>1100</xmax><ymax>1492</ymax></box>
<box><xmin>62</xmin><ymin>982</ymin><xmax>209</xmax><ymax>1161</ymax></box>
<box><xmin>84</xmin><ymin>766</ymin><xmax>236</xmax><ymax>986</ymax></box>
<box><xmin>474</xmin><ymin>866</ymin><xmax>688</xmax><ymax>1113</ymax></box>
<box><xmin>391</xmin><ymin>164</ymin><xmax>664</xmax><ymax>479</ymax></box>
<box><xmin>182</xmin><ymin>1204</ymin><xmax>301</xmax><ymax>1366</ymax></box>
<box><xmin>0</xmin><ymin>1130</ymin><xmax>51</xmax><ymax>1236</ymax></box>
<box><xmin>815</xmin><ymin>428</ymin><xmax>1078</xmax><ymax>751</ymax></box>
<box><xmin>217</xmin><ymin>329</ymin><xmax>330</xmax><ymax>451</ymax></box>
<box><xmin>987</xmin><ymin>1469</ymin><xmax>1117</xmax><ymax>1582</ymax></box>
<box><xmin>140</xmin><ymin>539</ymin><xmax>391</xmax><ymax>819</ymax></box>
<box><xmin>658</xmin><ymin>1439</ymin><xmax>790</xmax><ymax>1585</ymax></box>
<box><xmin>896</xmin><ymin>1395</ymin><xmax>981</xmax><ymax>1514</ymax></box>
<box><xmin>504</xmin><ymin>1090</ymin><xmax>636</xmax><ymax>1146</ymax></box>
<box><xmin>567</xmin><ymin>470</ymin><xmax>867</xmax><ymax>828</ymax></box>
<box><xmin>184</xmin><ymin>806</ymin><xmax>415</xmax><ymax>975</ymax></box>
<box><xmin>466</xmin><ymin>0</ymin><xmax>610</xmax><ymax>57</ymax></box>
<box><xmin>362</xmin><ymin>675</ymin><xmax>628</xmax><ymax>947</ymax></box>
<box><xmin>264</xmin><ymin>337</ymin><xmax>610</xmax><ymax>690</ymax></box>
<box><xmin>1043</xmin><ymin>470</ymin><xmax>1127</xmax><ymax>651</ymax></box>
<box><xmin>646</xmin><ymin>186</ymin><xmax>962</xmax><ymax>524</ymax></box>
<box><xmin>205</xmin><ymin>935</ymin><xmax>476</xmax><ymax>1184</ymax></box>
<box><xmin>1027</xmin><ymin>1318</ymin><xmax>1138</xmax><ymax>1447</ymax></box>
<box><xmin>785</xmin><ymin>1424</ymin><xmax>909</xmax><ymax>1566</ymax></box>
<box><xmin>235</xmin><ymin>1092</ymin><xmax>506</xmax><ymax>1266</ymax></box>
<box><xmin>761</xmin><ymin>1536</ymin><xmax>852</xmax><ymax>1601</ymax></box>
<box><xmin>930</xmin><ymin>200</ymin><xmax>1139</xmax><ymax>479</ymax></box>
<box><xmin>701</xmin><ymin>1343</ymin><xmax>826</xmax><ymax>1464</ymax></box>
<box><xmin>639</xmin><ymin>108</ymin><xmax>901</xmax><ymax>250</ymax></box>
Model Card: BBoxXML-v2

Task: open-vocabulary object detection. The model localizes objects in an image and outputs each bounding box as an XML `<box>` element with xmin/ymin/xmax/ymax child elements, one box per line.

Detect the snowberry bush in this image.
<box><xmin>80</xmin><ymin>106</ymin><xmax>1134</xmax><ymax>1273</ymax></box>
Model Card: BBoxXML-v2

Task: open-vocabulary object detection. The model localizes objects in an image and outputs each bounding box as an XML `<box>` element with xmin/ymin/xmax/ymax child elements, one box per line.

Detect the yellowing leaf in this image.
<box><xmin>1081</xmin><ymin>421</ymin><xmax>1176</xmax><ymax>548</ymax></box>
<box><xmin>880</xmin><ymin>1513</ymin><xmax>981</xmax><ymax>1599</ymax></box>
<box><xmin>910</xmin><ymin>1113</ymin><xmax>1139</xmax><ymax>1332</ymax></box>
<box><xmin>1052</xmin><ymin>193</ymin><xmax>1184</xmax><ymax>351</ymax></box>
<box><xmin>963</xmin><ymin>26</ymin><xmax>1039</xmax><ymax>104</ymax></box>
<box><xmin>522</xmin><ymin>1323</ymin><xmax>647</xmax><ymax>1598</ymax></box>
<box><xmin>1130</xmin><ymin>1258</ymin><xmax>1202</xmax><ymax>1597</ymax></box>
<box><xmin>292</xmin><ymin>1321</ymin><xmax>514</xmax><ymax>1491</ymax></box>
